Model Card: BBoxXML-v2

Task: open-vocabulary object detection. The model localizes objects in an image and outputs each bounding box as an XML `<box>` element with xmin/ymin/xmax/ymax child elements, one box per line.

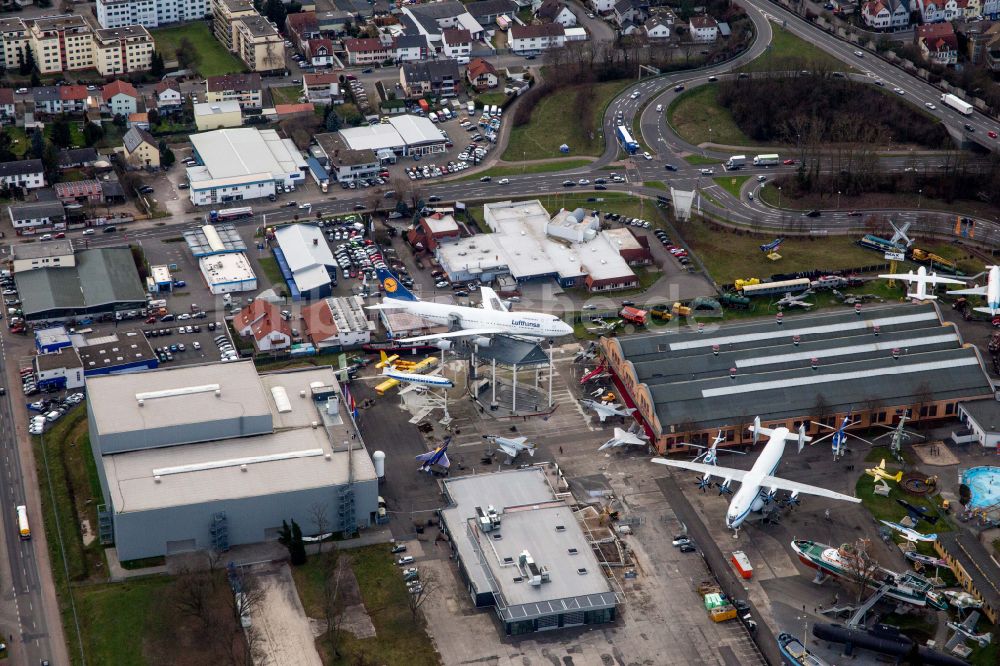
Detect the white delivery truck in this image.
<box><xmin>726</xmin><ymin>155</ymin><xmax>746</xmax><ymax>169</ymax></box>
<box><xmin>941</xmin><ymin>93</ymin><xmax>973</xmax><ymax>115</ymax></box>
<box><xmin>753</xmin><ymin>153</ymin><xmax>780</xmax><ymax>166</ymax></box>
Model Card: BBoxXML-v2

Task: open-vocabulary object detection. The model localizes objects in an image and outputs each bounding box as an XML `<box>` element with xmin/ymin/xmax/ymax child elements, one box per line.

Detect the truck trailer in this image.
<box><xmin>752</xmin><ymin>154</ymin><xmax>780</xmax><ymax>166</ymax></box>
<box><xmin>941</xmin><ymin>93</ymin><xmax>973</xmax><ymax>115</ymax></box>
<box><xmin>725</xmin><ymin>155</ymin><xmax>746</xmax><ymax>169</ymax></box>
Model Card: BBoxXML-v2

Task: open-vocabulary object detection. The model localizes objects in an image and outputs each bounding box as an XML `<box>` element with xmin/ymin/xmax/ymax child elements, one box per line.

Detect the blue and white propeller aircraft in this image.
<box><xmin>652</xmin><ymin>417</ymin><xmax>860</xmax><ymax>533</ymax></box>
<box><xmin>948</xmin><ymin>265</ymin><xmax>1000</xmax><ymax>316</ymax></box>
<box><xmin>369</xmin><ymin>268</ymin><xmax>573</xmax><ymax>345</ymax></box>
<box><xmin>381</xmin><ymin>364</ymin><xmax>454</xmax><ymax>389</ymax></box>
<box><xmin>416</xmin><ymin>437</ymin><xmax>451</xmax><ymax>472</ymax></box>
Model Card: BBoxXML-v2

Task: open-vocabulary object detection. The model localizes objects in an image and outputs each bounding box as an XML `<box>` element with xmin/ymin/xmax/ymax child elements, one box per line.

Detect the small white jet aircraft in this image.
<box><xmin>484</xmin><ymin>434</ymin><xmax>536</xmax><ymax>459</ymax></box>
<box><xmin>947</xmin><ymin>265</ymin><xmax>1000</xmax><ymax>315</ymax></box>
<box><xmin>878</xmin><ymin>265</ymin><xmax>965</xmax><ymax>301</ymax></box>
<box><xmin>651</xmin><ymin>417</ymin><xmax>861</xmax><ymax>533</ymax></box>
<box><xmin>369</xmin><ymin>268</ymin><xmax>573</xmax><ymax>345</ymax></box>
<box><xmin>598</xmin><ymin>426</ymin><xmax>649</xmax><ymax>451</ymax></box>
<box><xmin>580</xmin><ymin>398</ymin><xmax>636</xmax><ymax>423</ymax></box>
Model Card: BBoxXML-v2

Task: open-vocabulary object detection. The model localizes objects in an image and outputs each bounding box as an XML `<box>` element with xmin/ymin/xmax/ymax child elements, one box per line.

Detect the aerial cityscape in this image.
<box><xmin>0</xmin><ymin>0</ymin><xmax>1000</xmax><ymax>664</ymax></box>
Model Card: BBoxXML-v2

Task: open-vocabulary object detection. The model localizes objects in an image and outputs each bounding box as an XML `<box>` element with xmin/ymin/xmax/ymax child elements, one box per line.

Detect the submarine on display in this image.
<box><xmin>812</xmin><ymin>623</ymin><xmax>967</xmax><ymax>666</ymax></box>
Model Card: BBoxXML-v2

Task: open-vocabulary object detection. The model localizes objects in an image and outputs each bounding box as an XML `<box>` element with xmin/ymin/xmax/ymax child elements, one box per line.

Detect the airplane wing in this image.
<box><xmin>398</xmin><ymin>328</ymin><xmax>508</xmax><ymax>343</ymax></box>
<box><xmin>480</xmin><ymin>286</ymin><xmax>509</xmax><ymax>312</ymax></box>
<box><xmin>651</xmin><ymin>459</ymin><xmax>750</xmax><ymax>483</ymax></box>
<box><xmin>925</xmin><ymin>274</ymin><xmax>967</xmax><ymax>285</ymax></box>
<box><xmin>415</xmin><ymin>449</ymin><xmax>438</xmax><ymax>463</ymax></box>
<box><xmin>878</xmin><ymin>273</ymin><xmax>919</xmax><ymax>282</ymax></box>
<box><xmin>598</xmin><ymin>439</ymin><xmax>622</xmax><ymax>451</ymax></box>
<box><xmin>964</xmin><ymin>611</ymin><xmax>981</xmax><ymax>632</ymax></box>
<box><xmin>495</xmin><ymin>441</ymin><xmax>517</xmax><ymax>457</ymax></box>
<box><xmin>948</xmin><ymin>285</ymin><xmax>987</xmax><ymax>296</ymax></box>
<box><xmin>945</xmin><ymin>632</ymin><xmax>963</xmax><ymax>652</ymax></box>
<box><xmin>437</xmin><ymin>451</ymin><xmax>451</xmax><ymax>468</ymax></box>
<box><xmin>759</xmin><ymin>475</ymin><xmax>861</xmax><ymax>503</ymax></box>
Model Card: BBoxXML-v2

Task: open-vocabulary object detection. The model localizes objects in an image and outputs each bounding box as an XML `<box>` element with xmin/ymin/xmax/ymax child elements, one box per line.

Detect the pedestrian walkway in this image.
<box><xmin>105</xmin><ymin>547</ymin><xmax>168</xmax><ymax>582</ymax></box>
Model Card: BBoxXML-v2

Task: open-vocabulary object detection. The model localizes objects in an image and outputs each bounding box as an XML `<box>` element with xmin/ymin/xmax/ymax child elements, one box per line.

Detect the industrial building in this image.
<box><xmin>77</xmin><ymin>333</ymin><xmax>159</xmax><ymax>375</ymax></box>
<box><xmin>273</xmin><ymin>224</ymin><xmax>338</xmax><ymax>300</ymax></box>
<box><xmin>436</xmin><ymin>200</ymin><xmax>638</xmax><ymax>291</ymax></box>
<box><xmin>11</xmin><ymin>239</ymin><xmax>75</xmax><ymax>273</ymax></box>
<box><xmin>440</xmin><ymin>467</ymin><xmax>619</xmax><ymax>635</ymax></box>
<box><xmin>956</xmin><ymin>398</ymin><xmax>1000</xmax><ymax>448</ymax></box>
<box><xmin>300</xmin><ymin>296</ymin><xmax>373</xmax><ymax>350</ymax></box>
<box><xmin>15</xmin><ymin>248</ymin><xmax>146</xmax><ymax>322</ymax></box>
<box><xmin>186</xmin><ymin>128</ymin><xmax>308</xmax><ymax>206</ymax></box>
<box><xmin>35</xmin><ymin>348</ymin><xmax>85</xmax><ymax>390</ymax></box>
<box><xmin>338</xmin><ymin>114</ymin><xmax>447</xmax><ymax>158</ymax></box>
<box><xmin>599</xmin><ymin>303</ymin><xmax>996</xmax><ymax>454</ymax></box>
<box><xmin>86</xmin><ymin>362</ymin><xmax>379</xmax><ymax>560</ymax></box>
<box><xmin>183</xmin><ymin>224</ymin><xmax>257</xmax><ymax>294</ymax></box>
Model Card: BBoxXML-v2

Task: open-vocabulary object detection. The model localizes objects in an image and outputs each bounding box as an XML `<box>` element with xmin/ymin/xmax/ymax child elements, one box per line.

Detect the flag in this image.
<box><xmin>344</xmin><ymin>385</ymin><xmax>358</xmax><ymax>419</ymax></box>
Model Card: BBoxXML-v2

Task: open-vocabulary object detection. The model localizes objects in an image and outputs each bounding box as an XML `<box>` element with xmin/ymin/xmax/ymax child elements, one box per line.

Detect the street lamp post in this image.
<box><xmin>837</xmin><ymin>190</ymin><xmax>841</xmax><ymax>210</ymax></box>
<box><xmin>918</xmin><ymin>189</ymin><xmax>922</xmax><ymax>209</ymax></box>
<box><xmin>777</xmin><ymin>186</ymin><xmax>781</xmax><ymax>209</ymax></box>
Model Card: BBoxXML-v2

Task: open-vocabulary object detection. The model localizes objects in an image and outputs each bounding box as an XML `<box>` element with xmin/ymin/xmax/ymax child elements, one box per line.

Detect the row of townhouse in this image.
<box><xmin>28</xmin><ymin>80</ymin><xmax>143</xmax><ymax>116</ymax></box>
<box><xmin>862</xmin><ymin>0</ymin><xmax>1000</xmax><ymax>30</ymax></box>
<box><xmin>0</xmin><ymin>15</ymin><xmax>154</xmax><ymax>76</ymax></box>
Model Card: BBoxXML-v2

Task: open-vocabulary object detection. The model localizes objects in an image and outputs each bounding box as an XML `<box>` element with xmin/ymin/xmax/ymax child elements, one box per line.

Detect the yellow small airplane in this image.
<box><xmin>865</xmin><ymin>459</ymin><xmax>902</xmax><ymax>484</ymax></box>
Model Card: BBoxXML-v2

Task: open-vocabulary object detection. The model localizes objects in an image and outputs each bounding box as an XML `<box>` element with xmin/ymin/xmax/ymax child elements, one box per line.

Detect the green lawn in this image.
<box><xmin>456</xmin><ymin>159</ymin><xmax>593</xmax><ymax>180</ymax></box>
<box><xmin>676</xmin><ymin>217</ymin><xmax>889</xmax><ymax>284</ymax></box>
<box><xmin>713</xmin><ymin>175</ymin><xmax>750</xmax><ymax>198</ymax></box>
<box><xmin>258</xmin><ymin>256</ymin><xmax>286</xmax><ymax>287</ymax></box>
<box><xmin>270</xmin><ymin>86</ymin><xmax>302</xmax><ymax>106</ymax></box>
<box><xmin>855</xmin><ymin>468</ymin><xmax>949</xmax><ymax>535</ymax></box>
<box><xmin>739</xmin><ymin>27</ymin><xmax>849</xmax><ymax>73</ymax></box>
<box><xmin>683</xmin><ymin>154</ymin><xmax>722</xmax><ymax>165</ymax></box>
<box><xmin>474</xmin><ymin>91</ymin><xmax>507</xmax><ymax>109</ymax></box>
<box><xmin>7</xmin><ymin>126</ymin><xmax>28</xmax><ymax>156</ymax></box>
<box><xmin>293</xmin><ymin>547</ymin><xmax>440</xmax><ymax>665</ymax></box>
<box><xmin>644</xmin><ymin>181</ymin><xmax>668</xmax><ymax>191</ymax></box>
<box><xmin>151</xmin><ymin>23</ymin><xmax>244</xmax><ymax>78</ymax></box>
<box><xmin>76</xmin><ymin>578</ymin><xmax>172</xmax><ymax>666</ymax></box>
<box><xmin>502</xmin><ymin>79</ymin><xmax>632</xmax><ymax>160</ymax></box>
<box><xmin>668</xmin><ymin>86</ymin><xmax>756</xmax><ymax>147</ymax></box>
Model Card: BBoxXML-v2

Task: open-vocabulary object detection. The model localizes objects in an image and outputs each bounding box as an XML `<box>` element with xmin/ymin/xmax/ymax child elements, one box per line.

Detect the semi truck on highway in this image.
<box><xmin>16</xmin><ymin>505</ymin><xmax>29</xmax><ymax>540</ymax></box>
<box><xmin>725</xmin><ymin>155</ymin><xmax>746</xmax><ymax>169</ymax></box>
<box><xmin>752</xmin><ymin>154</ymin><xmax>780</xmax><ymax>166</ymax></box>
<box><xmin>941</xmin><ymin>93</ymin><xmax>973</xmax><ymax>115</ymax></box>
<box><xmin>208</xmin><ymin>207</ymin><xmax>254</xmax><ymax>223</ymax></box>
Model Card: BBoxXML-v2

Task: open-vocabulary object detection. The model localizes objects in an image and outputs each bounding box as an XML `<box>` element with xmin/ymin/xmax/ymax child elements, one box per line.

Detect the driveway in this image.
<box><xmin>252</xmin><ymin>564</ymin><xmax>323</xmax><ymax>666</ymax></box>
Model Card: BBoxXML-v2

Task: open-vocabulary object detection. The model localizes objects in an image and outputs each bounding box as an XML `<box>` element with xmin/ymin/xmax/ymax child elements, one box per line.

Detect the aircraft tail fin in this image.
<box><xmin>890</xmin><ymin>471</ymin><xmax>902</xmax><ymax>482</ymax></box>
<box><xmin>376</xmin><ymin>267</ymin><xmax>418</xmax><ymax>301</ymax></box>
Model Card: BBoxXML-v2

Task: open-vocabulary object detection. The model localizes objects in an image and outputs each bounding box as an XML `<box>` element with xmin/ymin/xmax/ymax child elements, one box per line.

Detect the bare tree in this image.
<box><xmin>320</xmin><ymin>552</ymin><xmax>345</xmax><ymax>658</ymax></box>
<box><xmin>174</xmin><ymin>569</ymin><xmax>216</xmax><ymax>625</ymax></box>
<box><xmin>840</xmin><ymin>538</ymin><xmax>882</xmax><ymax>606</ymax></box>
<box><xmin>310</xmin><ymin>502</ymin><xmax>330</xmax><ymax>555</ymax></box>
<box><xmin>405</xmin><ymin>569</ymin><xmax>438</xmax><ymax>621</ymax></box>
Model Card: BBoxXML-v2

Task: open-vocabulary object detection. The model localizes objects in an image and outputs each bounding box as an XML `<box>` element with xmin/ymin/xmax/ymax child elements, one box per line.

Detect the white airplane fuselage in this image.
<box><xmin>382</xmin><ymin>299</ymin><xmax>572</xmax><ymax>338</ymax></box>
<box><xmin>724</xmin><ymin>430</ymin><xmax>787</xmax><ymax>529</ymax></box>
<box><xmin>986</xmin><ymin>266</ymin><xmax>1000</xmax><ymax>313</ymax></box>
<box><xmin>384</xmin><ymin>368</ymin><xmax>453</xmax><ymax>387</ymax></box>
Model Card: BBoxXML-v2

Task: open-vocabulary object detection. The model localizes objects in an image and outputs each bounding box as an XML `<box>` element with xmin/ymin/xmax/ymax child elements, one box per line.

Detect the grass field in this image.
<box><xmin>258</xmin><ymin>256</ymin><xmax>286</xmax><ymax>287</ymax></box>
<box><xmin>474</xmin><ymin>91</ymin><xmax>507</xmax><ymax>109</ymax></box>
<box><xmin>151</xmin><ymin>23</ymin><xmax>243</xmax><ymax>77</ymax></box>
<box><xmin>502</xmin><ymin>79</ymin><xmax>632</xmax><ymax>160</ymax></box>
<box><xmin>738</xmin><ymin>27</ymin><xmax>848</xmax><ymax>73</ymax></box>
<box><xmin>293</xmin><ymin>546</ymin><xmax>440</xmax><ymax>665</ymax></box>
<box><xmin>270</xmin><ymin>86</ymin><xmax>302</xmax><ymax>106</ymax></box>
<box><xmin>456</xmin><ymin>159</ymin><xmax>593</xmax><ymax>180</ymax></box>
<box><xmin>76</xmin><ymin>578</ymin><xmax>172</xmax><ymax>666</ymax></box>
<box><xmin>713</xmin><ymin>175</ymin><xmax>750</xmax><ymax>198</ymax></box>
<box><xmin>644</xmin><ymin>181</ymin><xmax>668</xmax><ymax>191</ymax></box>
<box><xmin>676</xmin><ymin>217</ymin><xmax>888</xmax><ymax>284</ymax></box>
<box><xmin>854</xmin><ymin>459</ymin><xmax>948</xmax><ymax>535</ymax></box>
<box><xmin>668</xmin><ymin>86</ymin><xmax>755</xmax><ymax>147</ymax></box>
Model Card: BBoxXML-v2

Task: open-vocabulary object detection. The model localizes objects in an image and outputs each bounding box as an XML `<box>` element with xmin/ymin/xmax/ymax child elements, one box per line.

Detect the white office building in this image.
<box><xmin>187</xmin><ymin>128</ymin><xmax>308</xmax><ymax>206</ymax></box>
<box><xmin>96</xmin><ymin>0</ymin><xmax>210</xmax><ymax>28</ymax></box>
<box><xmin>199</xmin><ymin>253</ymin><xmax>257</xmax><ymax>294</ymax></box>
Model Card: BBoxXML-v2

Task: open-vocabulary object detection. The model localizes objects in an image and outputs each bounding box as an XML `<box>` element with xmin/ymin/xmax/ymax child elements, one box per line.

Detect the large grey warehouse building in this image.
<box><xmin>86</xmin><ymin>361</ymin><xmax>378</xmax><ymax>560</ymax></box>
<box><xmin>440</xmin><ymin>468</ymin><xmax>619</xmax><ymax>636</ymax></box>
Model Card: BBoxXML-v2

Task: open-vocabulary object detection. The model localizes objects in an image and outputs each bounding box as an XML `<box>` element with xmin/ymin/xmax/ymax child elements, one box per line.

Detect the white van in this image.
<box><xmin>428</xmin><ymin>112</ymin><xmax>439</xmax><ymax>123</ymax></box>
<box><xmin>656</xmin><ymin>104</ymin><xmax>663</xmax><ymax>113</ymax></box>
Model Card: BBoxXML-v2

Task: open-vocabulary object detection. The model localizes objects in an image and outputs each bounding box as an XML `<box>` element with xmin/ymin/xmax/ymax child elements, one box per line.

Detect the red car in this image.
<box><xmin>54</xmin><ymin>232</ymin><xmax>65</xmax><ymax>239</ymax></box>
<box><xmin>783</xmin><ymin>159</ymin><xmax>796</xmax><ymax>165</ymax></box>
<box><xmin>145</xmin><ymin>315</ymin><xmax>157</xmax><ymax>324</ymax></box>
<box><xmin>989</xmin><ymin>131</ymin><xmax>998</xmax><ymax>139</ymax></box>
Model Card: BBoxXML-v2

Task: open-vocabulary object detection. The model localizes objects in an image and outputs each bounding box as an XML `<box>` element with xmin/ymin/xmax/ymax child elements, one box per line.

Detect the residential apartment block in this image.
<box><xmin>206</xmin><ymin>72</ymin><xmax>264</xmax><ymax>109</ymax></box>
<box><xmin>96</xmin><ymin>0</ymin><xmax>210</xmax><ymax>29</ymax></box>
<box><xmin>234</xmin><ymin>14</ymin><xmax>285</xmax><ymax>72</ymax></box>
<box><xmin>93</xmin><ymin>25</ymin><xmax>155</xmax><ymax>76</ymax></box>
<box><xmin>30</xmin><ymin>15</ymin><xmax>96</xmax><ymax>74</ymax></box>
<box><xmin>509</xmin><ymin>23</ymin><xmax>565</xmax><ymax>53</ymax></box>
<box><xmin>212</xmin><ymin>0</ymin><xmax>257</xmax><ymax>51</ymax></box>
<box><xmin>0</xmin><ymin>18</ymin><xmax>30</xmax><ymax>71</ymax></box>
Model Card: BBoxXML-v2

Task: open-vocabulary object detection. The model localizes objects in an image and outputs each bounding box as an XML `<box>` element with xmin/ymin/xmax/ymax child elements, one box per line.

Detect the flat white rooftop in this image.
<box><xmin>189</xmin><ymin>128</ymin><xmax>307</xmax><ymax>181</ymax></box>
<box><xmin>199</xmin><ymin>252</ymin><xmax>256</xmax><ymax>286</ymax></box>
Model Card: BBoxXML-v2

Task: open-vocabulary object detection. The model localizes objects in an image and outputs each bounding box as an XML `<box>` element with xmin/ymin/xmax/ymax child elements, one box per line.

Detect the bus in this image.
<box><xmin>740</xmin><ymin>277</ymin><xmax>812</xmax><ymax>298</ymax></box>
<box><xmin>857</xmin><ymin>234</ymin><xmax>904</xmax><ymax>253</ymax></box>
<box><xmin>208</xmin><ymin>207</ymin><xmax>254</xmax><ymax>223</ymax></box>
<box><xmin>16</xmin><ymin>505</ymin><xmax>29</xmax><ymax>540</ymax></box>
<box><xmin>616</xmin><ymin>125</ymin><xmax>639</xmax><ymax>154</ymax></box>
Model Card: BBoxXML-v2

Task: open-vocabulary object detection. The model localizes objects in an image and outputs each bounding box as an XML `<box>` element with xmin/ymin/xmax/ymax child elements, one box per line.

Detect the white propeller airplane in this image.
<box><xmin>598</xmin><ymin>426</ymin><xmax>649</xmax><ymax>451</ymax></box>
<box><xmin>948</xmin><ymin>265</ymin><xmax>1000</xmax><ymax>316</ymax></box>
<box><xmin>580</xmin><ymin>398</ymin><xmax>636</xmax><ymax>423</ymax></box>
<box><xmin>651</xmin><ymin>417</ymin><xmax>861</xmax><ymax>534</ymax></box>
<box><xmin>484</xmin><ymin>434</ymin><xmax>535</xmax><ymax>459</ymax></box>
<box><xmin>946</xmin><ymin>611</ymin><xmax>992</xmax><ymax>652</ymax></box>
<box><xmin>369</xmin><ymin>268</ymin><xmax>573</xmax><ymax>345</ymax></box>
<box><xmin>381</xmin><ymin>365</ymin><xmax>454</xmax><ymax>389</ymax></box>
<box><xmin>878</xmin><ymin>265</ymin><xmax>965</xmax><ymax>301</ymax></box>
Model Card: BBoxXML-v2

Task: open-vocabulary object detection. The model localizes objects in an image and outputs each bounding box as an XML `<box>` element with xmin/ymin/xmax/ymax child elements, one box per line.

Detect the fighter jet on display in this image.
<box><xmin>415</xmin><ymin>437</ymin><xmax>451</xmax><ymax>472</ymax></box>
<box><xmin>878</xmin><ymin>265</ymin><xmax>965</xmax><ymax>300</ymax></box>
<box><xmin>598</xmin><ymin>426</ymin><xmax>649</xmax><ymax>451</ymax></box>
<box><xmin>585</xmin><ymin>318</ymin><xmax>623</xmax><ymax>335</ymax></box>
<box><xmin>580</xmin><ymin>398</ymin><xmax>637</xmax><ymax>423</ymax></box>
<box><xmin>369</xmin><ymin>268</ymin><xmax>574</xmax><ymax>345</ymax></box>
<box><xmin>880</xmin><ymin>519</ymin><xmax>937</xmax><ymax>542</ymax></box>
<box><xmin>775</xmin><ymin>290</ymin><xmax>814</xmax><ymax>309</ymax></box>
<box><xmin>483</xmin><ymin>435</ymin><xmax>535</xmax><ymax>460</ymax></box>
<box><xmin>947</xmin><ymin>265</ymin><xmax>1000</xmax><ymax>315</ymax></box>
<box><xmin>652</xmin><ymin>417</ymin><xmax>861</xmax><ymax>534</ymax></box>
<box><xmin>946</xmin><ymin>611</ymin><xmax>992</xmax><ymax>652</ymax></box>
<box><xmin>896</xmin><ymin>498</ymin><xmax>939</xmax><ymax>525</ymax></box>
